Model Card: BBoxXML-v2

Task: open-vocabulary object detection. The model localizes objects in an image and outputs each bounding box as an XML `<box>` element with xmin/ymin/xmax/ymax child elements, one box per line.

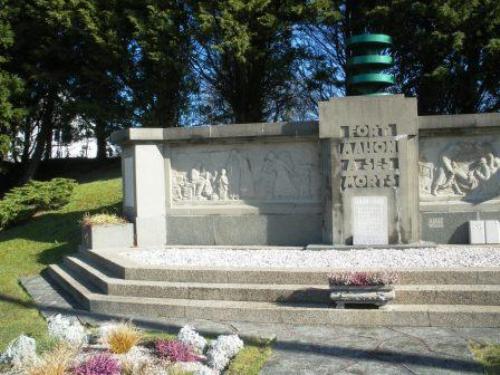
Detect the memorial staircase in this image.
<box><xmin>47</xmin><ymin>249</ymin><xmax>500</xmax><ymax>327</ymax></box>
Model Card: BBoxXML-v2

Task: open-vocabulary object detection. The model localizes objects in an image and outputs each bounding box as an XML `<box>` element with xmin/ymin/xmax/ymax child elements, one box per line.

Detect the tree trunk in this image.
<box><xmin>95</xmin><ymin>119</ymin><xmax>107</xmax><ymax>161</ymax></box>
<box><xmin>44</xmin><ymin>127</ymin><xmax>52</xmax><ymax>160</ymax></box>
<box><xmin>20</xmin><ymin>90</ymin><xmax>56</xmax><ymax>184</ymax></box>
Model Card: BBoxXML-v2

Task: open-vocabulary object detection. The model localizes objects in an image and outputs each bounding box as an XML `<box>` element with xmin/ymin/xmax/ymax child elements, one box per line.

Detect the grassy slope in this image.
<box><xmin>0</xmin><ymin>171</ymin><xmax>271</xmax><ymax>374</ymax></box>
<box><xmin>0</xmin><ymin>175</ymin><xmax>122</xmax><ymax>350</ymax></box>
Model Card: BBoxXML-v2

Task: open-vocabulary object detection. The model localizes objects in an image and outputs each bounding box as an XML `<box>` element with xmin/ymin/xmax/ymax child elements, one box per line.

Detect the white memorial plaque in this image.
<box><xmin>469</xmin><ymin>220</ymin><xmax>486</xmax><ymax>244</ymax></box>
<box><xmin>352</xmin><ymin>196</ymin><xmax>388</xmax><ymax>245</ymax></box>
<box><xmin>485</xmin><ymin>220</ymin><xmax>500</xmax><ymax>244</ymax></box>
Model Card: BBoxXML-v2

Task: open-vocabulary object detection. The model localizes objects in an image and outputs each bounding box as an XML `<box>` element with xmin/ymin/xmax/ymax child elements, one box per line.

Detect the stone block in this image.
<box><xmin>421</xmin><ymin>211</ymin><xmax>478</xmax><ymax>244</ymax></box>
<box><xmin>81</xmin><ymin>223</ymin><xmax>134</xmax><ymax>250</ymax></box>
<box><xmin>485</xmin><ymin>220</ymin><xmax>500</xmax><ymax>244</ymax></box>
<box><xmin>136</xmin><ymin>216</ymin><xmax>167</xmax><ymax>247</ymax></box>
<box><xmin>469</xmin><ymin>220</ymin><xmax>486</xmax><ymax>244</ymax></box>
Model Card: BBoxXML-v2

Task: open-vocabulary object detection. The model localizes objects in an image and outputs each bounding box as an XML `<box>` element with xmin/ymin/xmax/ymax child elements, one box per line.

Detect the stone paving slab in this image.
<box><xmin>20</xmin><ymin>274</ymin><xmax>500</xmax><ymax>374</ymax></box>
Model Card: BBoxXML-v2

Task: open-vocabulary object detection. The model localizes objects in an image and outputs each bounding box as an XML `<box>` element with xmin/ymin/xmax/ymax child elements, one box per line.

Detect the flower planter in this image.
<box><xmin>329</xmin><ymin>286</ymin><xmax>395</xmax><ymax>309</ymax></box>
<box><xmin>81</xmin><ymin>223</ymin><xmax>135</xmax><ymax>250</ymax></box>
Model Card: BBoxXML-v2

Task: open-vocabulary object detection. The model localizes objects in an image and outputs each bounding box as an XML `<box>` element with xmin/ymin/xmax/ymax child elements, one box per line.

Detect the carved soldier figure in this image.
<box><xmin>218</xmin><ymin>168</ymin><xmax>229</xmax><ymax>200</ymax></box>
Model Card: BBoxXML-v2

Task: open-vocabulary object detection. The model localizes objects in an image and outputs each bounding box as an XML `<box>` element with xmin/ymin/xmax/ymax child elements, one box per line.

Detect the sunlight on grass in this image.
<box><xmin>469</xmin><ymin>341</ymin><xmax>500</xmax><ymax>375</ymax></box>
<box><xmin>226</xmin><ymin>345</ymin><xmax>272</xmax><ymax>375</ymax></box>
<box><xmin>0</xmin><ymin>177</ymin><xmax>122</xmax><ymax>350</ymax></box>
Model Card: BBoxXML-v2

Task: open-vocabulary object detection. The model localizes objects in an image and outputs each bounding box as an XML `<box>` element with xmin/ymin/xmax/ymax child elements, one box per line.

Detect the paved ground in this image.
<box><xmin>19</xmin><ymin>274</ymin><xmax>500</xmax><ymax>374</ymax></box>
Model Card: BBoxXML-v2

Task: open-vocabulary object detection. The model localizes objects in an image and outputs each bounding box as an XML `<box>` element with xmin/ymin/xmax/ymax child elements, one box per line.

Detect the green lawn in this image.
<box><xmin>0</xmin><ymin>172</ymin><xmax>271</xmax><ymax>373</ymax></box>
<box><xmin>0</xmin><ymin>174</ymin><xmax>122</xmax><ymax>350</ymax></box>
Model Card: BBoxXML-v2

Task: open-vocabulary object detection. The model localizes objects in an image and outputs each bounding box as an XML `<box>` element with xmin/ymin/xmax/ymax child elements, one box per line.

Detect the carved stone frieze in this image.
<box><xmin>170</xmin><ymin>143</ymin><xmax>320</xmax><ymax>204</ymax></box>
<box><xmin>419</xmin><ymin>138</ymin><xmax>500</xmax><ymax>202</ymax></box>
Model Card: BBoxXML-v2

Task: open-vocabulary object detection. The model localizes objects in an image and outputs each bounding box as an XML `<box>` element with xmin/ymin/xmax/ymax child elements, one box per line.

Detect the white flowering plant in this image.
<box><xmin>177</xmin><ymin>325</ymin><xmax>207</xmax><ymax>354</ymax></box>
<box><xmin>47</xmin><ymin>314</ymin><xmax>88</xmax><ymax>346</ymax></box>
<box><xmin>206</xmin><ymin>334</ymin><xmax>244</xmax><ymax>372</ymax></box>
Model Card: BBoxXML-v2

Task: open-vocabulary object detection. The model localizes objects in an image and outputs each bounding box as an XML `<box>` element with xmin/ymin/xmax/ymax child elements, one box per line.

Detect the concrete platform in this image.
<box><xmin>44</xmin><ymin>248</ymin><xmax>500</xmax><ymax>328</ymax></box>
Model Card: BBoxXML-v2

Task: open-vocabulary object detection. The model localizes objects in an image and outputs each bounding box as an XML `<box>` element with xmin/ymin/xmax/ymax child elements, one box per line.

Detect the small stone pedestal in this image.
<box><xmin>81</xmin><ymin>223</ymin><xmax>135</xmax><ymax>250</ymax></box>
<box><xmin>330</xmin><ymin>286</ymin><xmax>395</xmax><ymax>309</ymax></box>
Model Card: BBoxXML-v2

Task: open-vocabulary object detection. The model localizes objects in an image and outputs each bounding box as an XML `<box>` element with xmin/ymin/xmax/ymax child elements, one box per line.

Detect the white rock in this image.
<box><xmin>206</xmin><ymin>334</ymin><xmax>244</xmax><ymax>371</ymax></box>
<box><xmin>47</xmin><ymin>314</ymin><xmax>87</xmax><ymax>346</ymax></box>
<box><xmin>177</xmin><ymin>325</ymin><xmax>207</xmax><ymax>354</ymax></box>
<box><xmin>0</xmin><ymin>335</ymin><xmax>38</xmax><ymax>368</ymax></box>
<box><xmin>123</xmin><ymin>246</ymin><xmax>500</xmax><ymax>269</ymax></box>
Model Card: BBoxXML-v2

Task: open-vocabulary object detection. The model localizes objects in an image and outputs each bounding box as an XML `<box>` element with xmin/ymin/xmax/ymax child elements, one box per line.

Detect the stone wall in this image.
<box><xmin>111</xmin><ymin>97</ymin><xmax>500</xmax><ymax>247</ymax></box>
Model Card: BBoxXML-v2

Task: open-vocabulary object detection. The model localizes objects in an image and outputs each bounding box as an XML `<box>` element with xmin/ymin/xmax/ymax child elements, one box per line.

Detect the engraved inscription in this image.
<box><xmin>427</xmin><ymin>217</ymin><xmax>444</xmax><ymax>229</ymax></box>
<box><xmin>340</xmin><ymin>124</ymin><xmax>399</xmax><ymax>190</ymax></box>
<box><xmin>352</xmin><ymin>196</ymin><xmax>388</xmax><ymax>245</ymax></box>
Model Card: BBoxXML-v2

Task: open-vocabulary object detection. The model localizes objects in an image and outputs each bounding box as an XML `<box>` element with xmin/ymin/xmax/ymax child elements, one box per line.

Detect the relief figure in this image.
<box><xmin>421</xmin><ymin>141</ymin><xmax>500</xmax><ymax>200</ymax></box>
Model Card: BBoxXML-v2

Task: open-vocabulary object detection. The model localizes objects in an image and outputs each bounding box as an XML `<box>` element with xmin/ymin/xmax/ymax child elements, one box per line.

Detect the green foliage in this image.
<box><xmin>0</xmin><ymin>174</ymin><xmax>121</xmax><ymax>350</ymax></box>
<box><xmin>356</xmin><ymin>0</ymin><xmax>500</xmax><ymax>113</ymax></box>
<box><xmin>469</xmin><ymin>341</ymin><xmax>500</xmax><ymax>374</ymax></box>
<box><xmin>226</xmin><ymin>345</ymin><xmax>272</xmax><ymax>375</ymax></box>
<box><xmin>0</xmin><ymin>178</ymin><xmax>77</xmax><ymax>230</ymax></box>
<box><xmin>190</xmin><ymin>0</ymin><xmax>320</xmax><ymax>123</ymax></box>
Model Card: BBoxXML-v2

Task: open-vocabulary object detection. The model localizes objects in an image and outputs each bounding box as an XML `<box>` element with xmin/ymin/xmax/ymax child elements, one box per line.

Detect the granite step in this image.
<box><xmin>61</xmin><ymin>255</ymin><xmax>500</xmax><ymax>306</ymax></box>
<box><xmin>46</xmin><ymin>263</ymin><xmax>500</xmax><ymax>328</ymax></box>
<box><xmin>80</xmin><ymin>249</ymin><xmax>500</xmax><ymax>285</ymax></box>
<box><xmin>63</xmin><ymin>256</ymin><xmax>331</xmax><ymax>303</ymax></box>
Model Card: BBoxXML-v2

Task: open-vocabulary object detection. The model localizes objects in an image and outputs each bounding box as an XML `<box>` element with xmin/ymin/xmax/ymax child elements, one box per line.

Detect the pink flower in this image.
<box><xmin>328</xmin><ymin>271</ymin><xmax>399</xmax><ymax>287</ymax></box>
<box><xmin>74</xmin><ymin>353</ymin><xmax>121</xmax><ymax>375</ymax></box>
<box><xmin>155</xmin><ymin>339</ymin><xmax>203</xmax><ymax>362</ymax></box>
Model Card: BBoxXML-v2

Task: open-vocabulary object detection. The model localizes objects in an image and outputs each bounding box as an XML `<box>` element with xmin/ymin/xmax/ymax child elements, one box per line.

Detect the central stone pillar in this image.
<box><xmin>319</xmin><ymin>95</ymin><xmax>419</xmax><ymax>245</ymax></box>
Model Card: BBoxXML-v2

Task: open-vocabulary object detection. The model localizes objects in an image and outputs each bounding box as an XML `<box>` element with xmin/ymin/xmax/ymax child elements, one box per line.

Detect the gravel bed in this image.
<box><xmin>122</xmin><ymin>246</ymin><xmax>500</xmax><ymax>269</ymax></box>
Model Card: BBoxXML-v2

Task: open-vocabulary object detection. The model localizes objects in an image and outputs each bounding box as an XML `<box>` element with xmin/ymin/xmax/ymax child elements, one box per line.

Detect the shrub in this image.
<box><xmin>81</xmin><ymin>213</ymin><xmax>127</xmax><ymax>227</ymax></box>
<box><xmin>74</xmin><ymin>354</ymin><xmax>121</xmax><ymax>375</ymax></box>
<box><xmin>47</xmin><ymin>314</ymin><xmax>88</xmax><ymax>346</ymax></box>
<box><xmin>0</xmin><ymin>178</ymin><xmax>77</xmax><ymax>230</ymax></box>
<box><xmin>27</xmin><ymin>343</ymin><xmax>76</xmax><ymax>375</ymax></box>
<box><xmin>155</xmin><ymin>340</ymin><xmax>202</xmax><ymax>362</ymax></box>
<box><xmin>206</xmin><ymin>335</ymin><xmax>244</xmax><ymax>371</ymax></box>
<box><xmin>328</xmin><ymin>271</ymin><xmax>399</xmax><ymax>287</ymax></box>
<box><xmin>103</xmin><ymin>322</ymin><xmax>142</xmax><ymax>354</ymax></box>
<box><xmin>177</xmin><ymin>325</ymin><xmax>207</xmax><ymax>354</ymax></box>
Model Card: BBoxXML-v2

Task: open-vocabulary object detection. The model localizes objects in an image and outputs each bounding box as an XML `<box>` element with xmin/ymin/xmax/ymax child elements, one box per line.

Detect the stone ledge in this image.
<box><xmin>111</xmin><ymin>121</ymin><xmax>319</xmax><ymax>145</ymax></box>
<box><xmin>419</xmin><ymin>112</ymin><xmax>500</xmax><ymax>133</ymax></box>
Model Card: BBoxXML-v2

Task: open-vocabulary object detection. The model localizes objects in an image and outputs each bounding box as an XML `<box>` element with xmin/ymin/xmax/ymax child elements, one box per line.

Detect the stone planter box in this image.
<box><xmin>329</xmin><ymin>286</ymin><xmax>395</xmax><ymax>309</ymax></box>
<box><xmin>82</xmin><ymin>223</ymin><xmax>135</xmax><ymax>250</ymax></box>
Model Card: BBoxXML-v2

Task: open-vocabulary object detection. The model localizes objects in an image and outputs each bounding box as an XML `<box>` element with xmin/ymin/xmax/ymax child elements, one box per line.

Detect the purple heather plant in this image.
<box><xmin>74</xmin><ymin>353</ymin><xmax>121</xmax><ymax>375</ymax></box>
<box><xmin>328</xmin><ymin>271</ymin><xmax>399</xmax><ymax>287</ymax></box>
<box><xmin>155</xmin><ymin>339</ymin><xmax>202</xmax><ymax>362</ymax></box>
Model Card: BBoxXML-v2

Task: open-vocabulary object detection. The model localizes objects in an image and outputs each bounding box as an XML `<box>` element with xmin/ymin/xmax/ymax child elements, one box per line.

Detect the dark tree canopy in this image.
<box><xmin>0</xmin><ymin>0</ymin><xmax>497</xmax><ymax>183</ymax></box>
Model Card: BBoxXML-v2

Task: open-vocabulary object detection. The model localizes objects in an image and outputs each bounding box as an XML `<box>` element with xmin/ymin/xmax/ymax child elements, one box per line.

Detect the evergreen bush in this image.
<box><xmin>0</xmin><ymin>178</ymin><xmax>77</xmax><ymax>230</ymax></box>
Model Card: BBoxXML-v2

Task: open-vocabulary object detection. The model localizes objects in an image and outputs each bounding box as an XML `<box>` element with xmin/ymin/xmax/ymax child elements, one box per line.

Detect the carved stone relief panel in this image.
<box><xmin>170</xmin><ymin>141</ymin><xmax>321</xmax><ymax>204</ymax></box>
<box><xmin>419</xmin><ymin>135</ymin><xmax>500</xmax><ymax>203</ymax></box>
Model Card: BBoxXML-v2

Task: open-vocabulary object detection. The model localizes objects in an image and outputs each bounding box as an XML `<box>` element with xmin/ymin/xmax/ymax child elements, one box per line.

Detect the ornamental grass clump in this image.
<box><xmin>328</xmin><ymin>271</ymin><xmax>399</xmax><ymax>287</ymax></box>
<box><xmin>74</xmin><ymin>354</ymin><xmax>121</xmax><ymax>375</ymax></box>
<box><xmin>155</xmin><ymin>339</ymin><xmax>202</xmax><ymax>363</ymax></box>
<box><xmin>81</xmin><ymin>213</ymin><xmax>127</xmax><ymax>227</ymax></box>
<box><xmin>28</xmin><ymin>343</ymin><xmax>76</xmax><ymax>375</ymax></box>
<box><xmin>103</xmin><ymin>322</ymin><xmax>142</xmax><ymax>354</ymax></box>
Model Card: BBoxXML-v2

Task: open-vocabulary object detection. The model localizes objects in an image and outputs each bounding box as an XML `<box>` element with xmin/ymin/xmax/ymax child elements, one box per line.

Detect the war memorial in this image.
<box><xmin>46</xmin><ymin>34</ymin><xmax>500</xmax><ymax>329</ymax></box>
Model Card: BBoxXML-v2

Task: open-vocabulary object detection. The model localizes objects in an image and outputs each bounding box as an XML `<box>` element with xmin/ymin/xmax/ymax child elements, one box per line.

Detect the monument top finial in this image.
<box><xmin>346</xmin><ymin>33</ymin><xmax>395</xmax><ymax>96</ymax></box>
